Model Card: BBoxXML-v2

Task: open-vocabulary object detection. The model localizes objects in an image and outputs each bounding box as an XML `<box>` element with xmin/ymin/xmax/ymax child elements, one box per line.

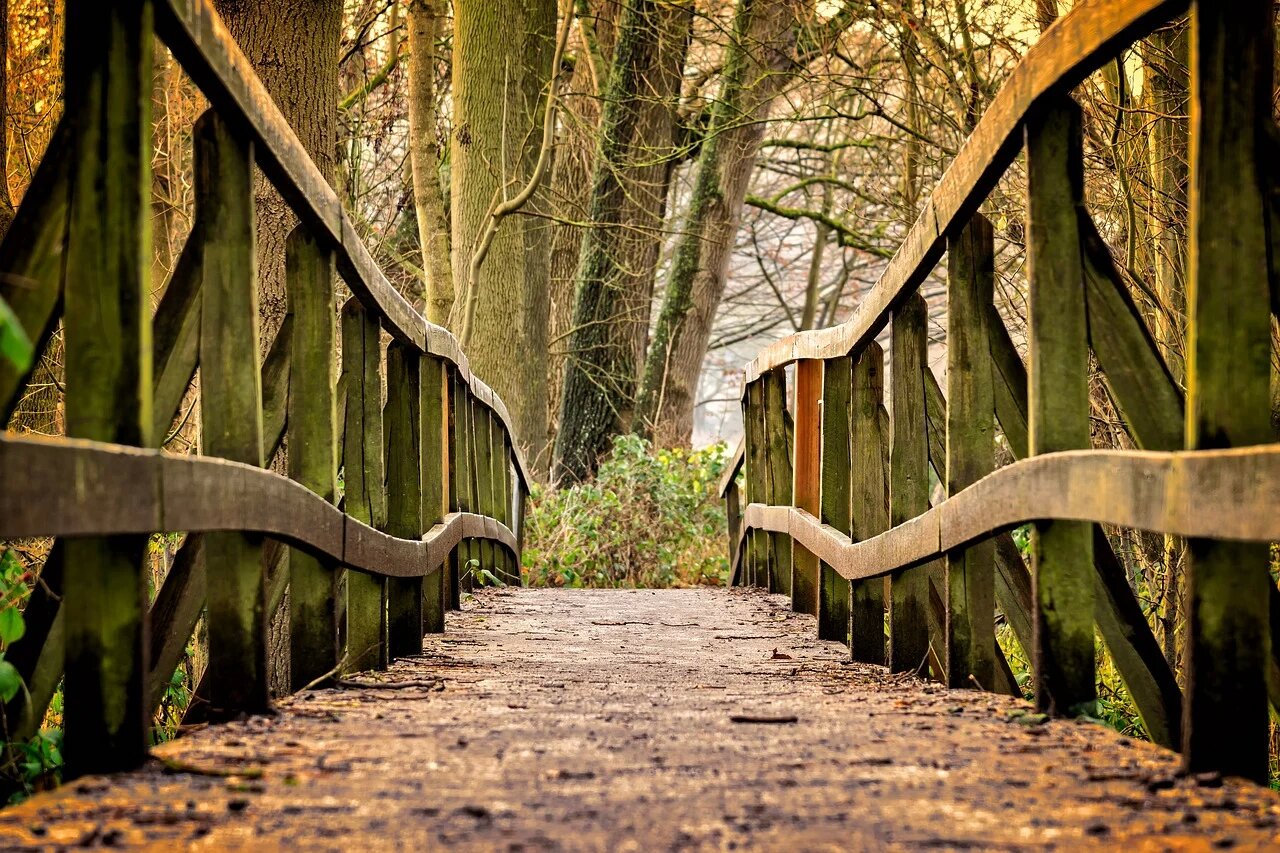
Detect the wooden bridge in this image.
<box><xmin>0</xmin><ymin>0</ymin><xmax>1277</xmax><ymax>847</ymax></box>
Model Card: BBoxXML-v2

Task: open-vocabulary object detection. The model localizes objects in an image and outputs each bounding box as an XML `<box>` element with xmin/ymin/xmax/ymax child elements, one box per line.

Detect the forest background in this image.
<box><xmin>0</xmin><ymin>0</ymin><xmax>1276</xmax><ymax>794</ymax></box>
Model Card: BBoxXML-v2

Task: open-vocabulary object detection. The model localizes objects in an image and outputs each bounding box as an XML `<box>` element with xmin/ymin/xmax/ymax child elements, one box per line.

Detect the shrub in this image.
<box><xmin>523</xmin><ymin>435</ymin><xmax>730</xmax><ymax>588</ymax></box>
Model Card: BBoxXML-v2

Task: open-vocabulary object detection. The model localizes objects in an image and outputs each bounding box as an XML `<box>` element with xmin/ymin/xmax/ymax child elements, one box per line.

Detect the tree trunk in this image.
<box><xmin>636</xmin><ymin>0</ymin><xmax>809</xmax><ymax>446</ymax></box>
<box><xmin>449</xmin><ymin>0</ymin><xmax>555</xmax><ymax>461</ymax></box>
<box><xmin>213</xmin><ymin>0</ymin><xmax>341</xmax><ymax>351</ymax></box>
<box><xmin>407</xmin><ymin>0</ymin><xmax>453</xmax><ymax>325</ymax></box>
<box><xmin>552</xmin><ymin>0</ymin><xmax>691</xmax><ymax>483</ymax></box>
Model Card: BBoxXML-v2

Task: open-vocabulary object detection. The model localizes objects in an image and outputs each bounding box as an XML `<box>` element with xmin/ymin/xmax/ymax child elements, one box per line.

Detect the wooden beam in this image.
<box><xmin>850</xmin><ymin>343</ymin><xmax>888</xmax><ymax>665</ymax></box>
<box><xmin>1025</xmin><ymin>99</ymin><xmax>1095</xmax><ymax>716</ymax></box>
<box><xmin>385</xmin><ymin>341</ymin><xmax>423</xmax><ymax>658</ymax></box>
<box><xmin>792</xmin><ymin>360</ymin><xmax>822</xmax><ymax>615</ymax></box>
<box><xmin>1182</xmin><ymin>0</ymin><xmax>1273</xmax><ymax>784</ymax></box>
<box><xmin>737</xmin><ymin>443</ymin><xmax>1280</xmax><ymax>581</ymax></box>
<box><xmin>421</xmin><ymin>355</ymin><xmax>448</xmax><ymax>632</ymax></box>
<box><xmin>945</xmin><ymin>214</ymin><xmax>996</xmax><ymax>691</ymax></box>
<box><xmin>889</xmin><ymin>294</ymin><xmax>931</xmax><ymax>673</ymax></box>
<box><xmin>339</xmin><ymin>298</ymin><xmax>386</xmax><ymax>675</ymax></box>
<box><xmin>763</xmin><ymin>370</ymin><xmax>793</xmax><ymax>599</ymax></box>
<box><xmin>743</xmin><ymin>380</ymin><xmax>768</xmax><ymax>589</ymax></box>
<box><xmin>60</xmin><ymin>0</ymin><xmax>154</xmax><ymax>778</ymax></box>
<box><xmin>0</xmin><ymin>118</ymin><xmax>69</xmax><ymax>418</ymax></box>
<box><xmin>288</xmin><ymin>235</ymin><xmax>342</xmax><ymax>686</ymax></box>
<box><xmin>194</xmin><ymin>111</ymin><xmax>269</xmax><ymax>716</ymax></box>
<box><xmin>818</xmin><ymin>357</ymin><xmax>852</xmax><ymax>643</ymax></box>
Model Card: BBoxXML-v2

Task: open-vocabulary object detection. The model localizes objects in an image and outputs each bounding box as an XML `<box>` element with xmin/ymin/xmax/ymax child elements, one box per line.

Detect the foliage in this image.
<box><xmin>0</xmin><ymin>548</ymin><xmax>62</xmax><ymax>802</ymax></box>
<box><xmin>524</xmin><ymin>436</ymin><xmax>729</xmax><ymax>588</ymax></box>
<box><xmin>0</xmin><ymin>295</ymin><xmax>33</xmax><ymax>373</ymax></box>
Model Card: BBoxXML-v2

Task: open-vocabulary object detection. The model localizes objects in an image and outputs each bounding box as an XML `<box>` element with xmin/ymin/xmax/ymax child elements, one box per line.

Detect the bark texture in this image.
<box><xmin>449</xmin><ymin>0</ymin><xmax>556</xmax><ymax>462</ymax></box>
<box><xmin>406</xmin><ymin>0</ymin><xmax>454</xmax><ymax>326</ymax></box>
<box><xmin>212</xmin><ymin>0</ymin><xmax>341</xmax><ymax>350</ymax></box>
<box><xmin>553</xmin><ymin>0</ymin><xmax>691</xmax><ymax>483</ymax></box>
<box><xmin>636</xmin><ymin>0</ymin><xmax>811</xmax><ymax>446</ymax></box>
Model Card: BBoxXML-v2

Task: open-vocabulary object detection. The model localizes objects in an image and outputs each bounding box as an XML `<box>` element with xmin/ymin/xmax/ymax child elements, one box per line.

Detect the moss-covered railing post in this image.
<box><xmin>195</xmin><ymin>110</ymin><xmax>269</xmax><ymax>716</ymax></box>
<box><xmin>742</xmin><ymin>379</ymin><xmax>768</xmax><ymax>587</ymax></box>
<box><xmin>888</xmin><ymin>294</ymin><xmax>930</xmax><ymax>673</ymax></box>
<box><xmin>340</xmin><ymin>299</ymin><xmax>388</xmax><ymax>674</ymax></box>
<box><xmin>817</xmin><ymin>356</ymin><xmax>853</xmax><ymax>644</ymax></box>
<box><xmin>61</xmin><ymin>0</ymin><xmax>154</xmax><ymax>778</ymax></box>
<box><xmin>1182</xmin><ymin>0</ymin><xmax>1273</xmax><ymax>784</ymax></box>
<box><xmin>944</xmin><ymin>214</ymin><xmax>996</xmax><ymax>690</ymax></box>
<box><xmin>849</xmin><ymin>343</ymin><xmax>887</xmax><ymax>665</ymax></box>
<box><xmin>386</xmin><ymin>341</ymin><xmax>424</xmax><ymax>658</ymax></box>
<box><xmin>762</xmin><ymin>369</ymin><xmax>792</xmax><ymax>597</ymax></box>
<box><xmin>1025</xmin><ymin>99</ymin><xmax>1094</xmax><ymax>715</ymax></box>
<box><xmin>421</xmin><ymin>354</ymin><xmax>448</xmax><ymax>633</ymax></box>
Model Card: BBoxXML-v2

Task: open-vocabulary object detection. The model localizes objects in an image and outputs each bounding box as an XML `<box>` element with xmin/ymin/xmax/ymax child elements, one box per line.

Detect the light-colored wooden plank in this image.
<box><xmin>889</xmin><ymin>295</ymin><xmax>931</xmax><ymax>674</ymax></box>
<box><xmin>792</xmin><ymin>360</ymin><xmax>822</xmax><ymax>615</ymax></box>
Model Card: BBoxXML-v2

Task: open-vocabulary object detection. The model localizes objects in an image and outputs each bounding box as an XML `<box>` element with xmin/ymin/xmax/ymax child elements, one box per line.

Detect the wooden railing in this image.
<box><xmin>721</xmin><ymin>0</ymin><xmax>1280</xmax><ymax>783</ymax></box>
<box><xmin>0</xmin><ymin>0</ymin><xmax>529</xmax><ymax>777</ymax></box>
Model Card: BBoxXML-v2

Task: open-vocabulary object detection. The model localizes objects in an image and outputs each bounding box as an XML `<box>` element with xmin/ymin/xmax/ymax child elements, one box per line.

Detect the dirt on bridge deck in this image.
<box><xmin>2</xmin><ymin>588</ymin><xmax>1278</xmax><ymax>851</ymax></box>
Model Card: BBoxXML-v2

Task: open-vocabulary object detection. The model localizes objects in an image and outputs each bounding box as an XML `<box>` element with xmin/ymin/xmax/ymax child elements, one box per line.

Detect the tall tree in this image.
<box><xmin>635</xmin><ymin>0</ymin><xmax>819</xmax><ymax>446</ymax></box>
<box><xmin>406</xmin><ymin>0</ymin><xmax>453</xmax><ymax>325</ymax></box>
<box><xmin>553</xmin><ymin>0</ymin><xmax>692</xmax><ymax>483</ymax></box>
<box><xmin>450</xmin><ymin>0</ymin><xmax>558</xmax><ymax>460</ymax></box>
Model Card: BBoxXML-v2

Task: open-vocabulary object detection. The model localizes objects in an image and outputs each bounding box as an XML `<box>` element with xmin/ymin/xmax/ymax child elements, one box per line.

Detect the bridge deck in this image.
<box><xmin>2</xmin><ymin>588</ymin><xmax>1277</xmax><ymax>849</ymax></box>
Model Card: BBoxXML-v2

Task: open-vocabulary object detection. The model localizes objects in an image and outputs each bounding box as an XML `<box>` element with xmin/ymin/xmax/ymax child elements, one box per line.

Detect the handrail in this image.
<box><xmin>741</xmin><ymin>0</ymin><xmax>1185</xmax><ymax>384</ymax></box>
<box><xmin>727</xmin><ymin>0</ymin><xmax>1277</xmax><ymax>784</ymax></box>
<box><xmin>735</xmin><ymin>444</ymin><xmax>1280</xmax><ymax>583</ymax></box>
<box><xmin>0</xmin><ymin>433</ymin><xmax>518</xmax><ymax>577</ymax></box>
<box><xmin>153</xmin><ymin>0</ymin><xmax>531</xmax><ymax>489</ymax></box>
<box><xmin>0</xmin><ymin>0</ymin><xmax>534</xmax><ymax>776</ymax></box>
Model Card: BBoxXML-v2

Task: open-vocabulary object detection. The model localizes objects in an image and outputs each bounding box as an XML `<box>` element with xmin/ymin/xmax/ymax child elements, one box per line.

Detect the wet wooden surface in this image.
<box><xmin>2</xmin><ymin>588</ymin><xmax>1278</xmax><ymax>850</ymax></box>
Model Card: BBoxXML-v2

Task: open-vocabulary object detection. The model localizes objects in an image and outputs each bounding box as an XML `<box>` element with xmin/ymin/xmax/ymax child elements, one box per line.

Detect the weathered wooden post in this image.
<box><xmin>945</xmin><ymin>214</ymin><xmax>996</xmax><ymax>690</ymax></box>
<box><xmin>386</xmin><ymin>341</ymin><xmax>424</xmax><ymax>658</ymax></box>
<box><xmin>338</xmin><ymin>299</ymin><xmax>386</xmax><ymax>674</ymax></box>
<box><xmin>421</xmin><ymin>354</ymin><xmax>448</xmax><ymax>633</ymax></box>
<box><xmin>471</xmin><ymin>396</ymin><xmax>493</xmax><ymax>583</ymax></box>
<box><xmin>743</xmin><ymin>380</ymin><xmax>768</xmax><ymax>587</ymax></box>
<box><xmin>61</xmin><ymin>0</ymin><xmax>153</xmax><ymax>776</ymax></box>
<box><xmin>818</xmin><ymin>356</ymin><xmax>853</xmax><ymax>644</ymax></box>
<box><xmin>850</xmin><ymin>343</ymin><xmax>887</xmax><ymax>665</ymax></box>
<box><xmin>195</xmin><ymin>111</ymin><xmax>269</xmax><ymax>715</ymax></box>
<box><xmin>451</xmin><ymin>375</ymin><xmax>476</xmax><ymax>593</ymax></box>
<box><xmin>762</xmin><ymin>369</ymin><xmax>793</xmax><ymax>597</ymax></box>
<box><xmin>1025</xmin><ymin>99</ymin><xmax>1094</xmax><ymax>715</ymax></box>
<box><xmin>888</xmin><ymin>294</ymin><xmax>931</xmax><ymax>673</ymax></box>
<box><xmin>792</xmin><ymin>360</ymin><xmax>822</xmax><ymax>615</ymax></box>
<box><xmin>1182</xmin><ymin>0</ymin><xmax>1273</xmax><ymax>783</ymax></box>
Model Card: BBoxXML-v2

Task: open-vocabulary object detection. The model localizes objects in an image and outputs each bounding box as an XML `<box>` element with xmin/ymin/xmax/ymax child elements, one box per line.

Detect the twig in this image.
<box><xmin>336</xmin><ymin>678</ymin><xmax>444</xmax><ymax>691</ymax></box>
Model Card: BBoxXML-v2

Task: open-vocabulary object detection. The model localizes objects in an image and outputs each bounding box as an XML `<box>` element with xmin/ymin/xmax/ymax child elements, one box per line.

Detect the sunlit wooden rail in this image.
<box><xmin>0</xmin><ymin>0</ymin><xmax>528</xmax><ymax>777</ymax></box>
<box><xmin>721</xmin><ymin>0</ymin><xmax>1279</xmax><ymax>783</ymax></box>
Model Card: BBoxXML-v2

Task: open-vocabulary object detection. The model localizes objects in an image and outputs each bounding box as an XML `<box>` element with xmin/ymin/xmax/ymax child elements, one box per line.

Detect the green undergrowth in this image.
<box><xmin>523</xmin><ymin>435</ymin><xmax>730</xmax><ymax>588</ymax></box>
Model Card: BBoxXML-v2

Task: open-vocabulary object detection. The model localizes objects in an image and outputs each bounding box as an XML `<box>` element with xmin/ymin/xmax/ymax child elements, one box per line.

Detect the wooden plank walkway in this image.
<box><xmin>1</xmin><ymin>588</ymin><xmax>1278</xmax><ymax>850</ymax></box>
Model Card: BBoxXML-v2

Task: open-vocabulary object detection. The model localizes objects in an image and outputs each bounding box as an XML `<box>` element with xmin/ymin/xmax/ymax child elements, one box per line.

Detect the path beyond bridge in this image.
<box><xmin>2</xmin><ymin>588</ymin><xmax>1277</xmax><ymax>850</ymax></box>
